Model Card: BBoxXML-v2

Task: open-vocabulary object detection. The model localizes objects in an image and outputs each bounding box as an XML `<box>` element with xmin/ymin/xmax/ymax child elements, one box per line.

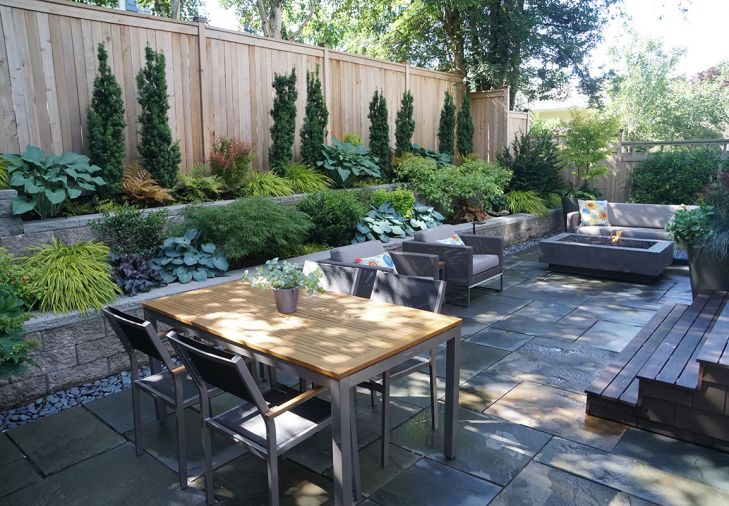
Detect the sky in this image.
<box><xmin>203</xmin><ymin>0</ymin><xmax>729</xmax><ymax>108</ymax></box>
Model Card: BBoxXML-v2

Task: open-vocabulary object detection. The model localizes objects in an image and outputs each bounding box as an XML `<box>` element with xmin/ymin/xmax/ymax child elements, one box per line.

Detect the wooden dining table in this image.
<box><xmin>142</xmin><ymin>280</ymin><xmax>462</xmax><ymax>506</ymax></box>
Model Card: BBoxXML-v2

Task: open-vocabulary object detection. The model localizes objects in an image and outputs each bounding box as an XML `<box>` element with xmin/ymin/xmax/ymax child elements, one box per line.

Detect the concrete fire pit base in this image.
<box><xmin>539</xmin><ymin>233</ymin><xmax>674</xmax><ymax>282</ymax></box>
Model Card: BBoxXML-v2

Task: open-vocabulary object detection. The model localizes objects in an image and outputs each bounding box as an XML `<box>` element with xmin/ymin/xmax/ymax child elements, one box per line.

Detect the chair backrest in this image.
<box><xmin>370</xmin><ymin>271</ymin><xmax>446</xmax><ymax>313</ymax></box>
<box><xmin>413</xmin><ymin>224</ymin><xmax>458</xmax><ymax>243</ymax></box>
<box><xmin>329</xmin><ymin>240</ymin><xmax>385</xmax><ymax>264</ymax></box>
<box><xmin>167</xmin><ymin>331</ymin><xmax>267</xmax><ymax>412</ymax></box>
<box><xmin>103</xmin><ymin>306</ymin><xmax>174</xmax><ymax>369</ymax></box>
<box><xmin>303</xmin><ymin>260</ymin><xmax>362</xmax><ymax>296</ymax></box>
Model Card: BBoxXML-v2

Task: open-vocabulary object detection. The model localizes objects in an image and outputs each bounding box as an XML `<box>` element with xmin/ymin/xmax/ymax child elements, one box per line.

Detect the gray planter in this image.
<box><xmin>688</xmin><ymin>247</ymin><xmax>729</xmax><ymax>297</ymax></box>
<box><xmin>273</xmin><ymin>287</ymin><xmax>300</xmax><ymax>314</ymax></box>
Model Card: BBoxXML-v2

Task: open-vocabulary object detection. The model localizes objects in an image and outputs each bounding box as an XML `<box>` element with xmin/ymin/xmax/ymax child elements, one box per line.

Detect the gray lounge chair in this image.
<box><xmin>402</xmin><ymin>224</ymin><xmax>503</xmax><ymax>306</ymax></box>
<box><xmin>319</xmin><ymin>240</ymin><xmax>439</xmax><ymax>298</ymax></box>
<box><xmin>362</xmin><ymin>271</ymin><xmax>446</xmax><ymax>466</ymax></box>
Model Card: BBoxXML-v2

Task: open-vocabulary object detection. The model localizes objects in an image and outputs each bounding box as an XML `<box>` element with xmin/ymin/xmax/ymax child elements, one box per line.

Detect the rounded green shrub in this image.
<box><xmin>393</xmin><ymin>155</ymin><xmax>437</xmax><ymax>182</ymax></box>
<box><xmin>371</xmin><ymin>188</ymin><xmax>415</xmax><ymax>217</ymax></box>
<box><xmin>296</xmin><ymin>190</ymin><xmax>370</xmax><ymax>247</ymax></box>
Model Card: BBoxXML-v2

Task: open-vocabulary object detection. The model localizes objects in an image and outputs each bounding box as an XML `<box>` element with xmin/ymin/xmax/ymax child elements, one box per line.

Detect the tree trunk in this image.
<box><xmin>169</xmin><ymin>0</ymin><xmax>180</xmax><ymax>19</ymax></box>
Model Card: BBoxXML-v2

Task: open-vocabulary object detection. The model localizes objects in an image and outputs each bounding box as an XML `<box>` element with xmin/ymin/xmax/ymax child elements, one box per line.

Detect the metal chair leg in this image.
<box><xmin>380</xmin><ymin>371</ymin><xmax>391</xmax><ymax>467</ymax></box>
<box><xmin>131</xmin><ymin>383</ymin><xmax>144</xmax><ymax>456</ymax></box>
<box><xmin>370</xmin><ymin>386</ymin><xmax>376</xmax><ymax>407</ymax></box>
<box><xmin>201</xmin><ymin>423</ymin><xmax>215</xmax><ymax>505</ymax></box>
<box><xmin>428</xmin><ymin>350</ymin><xmax>438</xmax><ymax>430</ymax></box>
<box><xmin>174</xmin><ymin>376</ymin><xmax>188</xmax><ymax>490</ymax></box>
<box><xmin>267</xmin><ymin>455</ymin><xmax>280</xmax><ymax>506</ymax></box>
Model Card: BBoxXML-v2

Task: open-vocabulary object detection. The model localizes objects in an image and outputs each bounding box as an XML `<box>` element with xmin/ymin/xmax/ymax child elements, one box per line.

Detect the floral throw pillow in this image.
<box><xmin>578</xmin><ymin>200</ymin><xmax>610</xmax><ymax>226</ymax></box>
<box><xmin>436</xmin><ymin>234</ymin><xmax>466</xmax><ymax>246</ymax></box>
<box><xmin>353</xmin><ymin>253</ymin><xmax>396</xmax><ymax>271</ymax></box>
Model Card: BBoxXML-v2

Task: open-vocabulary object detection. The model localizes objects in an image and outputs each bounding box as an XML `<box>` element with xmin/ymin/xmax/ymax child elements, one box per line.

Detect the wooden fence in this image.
<box><xmin>470</xmin><ymin>87</ymin><xmax>529</xmax><ymax>162</ymax></box>
<box><xmin>0</xmin><ymin>0</ymin><xmax>464</xmax><ymax>170</ymax></box>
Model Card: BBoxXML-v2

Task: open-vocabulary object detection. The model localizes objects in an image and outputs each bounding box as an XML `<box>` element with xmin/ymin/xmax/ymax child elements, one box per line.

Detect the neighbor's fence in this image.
<box><xmin>559</xmin><ymin>133</ymin><xmax>729</xmax><ymax>202</ymax></box>
<box><xmin>0</xmin><ymin>0</ymin><xmax>465</xmax><ymax>170</ymax></box>
<box><xmin>471</xmin><ymin>87</ymin><xmax>529</xmax><ymax>162</ymax></box>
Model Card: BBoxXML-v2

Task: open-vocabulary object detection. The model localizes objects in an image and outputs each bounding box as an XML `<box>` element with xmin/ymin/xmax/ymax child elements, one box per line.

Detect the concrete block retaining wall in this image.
<box><xmin>0</xmin><ymin>191</ymin><xmax>562</xmax><ymax>409</ymax></box>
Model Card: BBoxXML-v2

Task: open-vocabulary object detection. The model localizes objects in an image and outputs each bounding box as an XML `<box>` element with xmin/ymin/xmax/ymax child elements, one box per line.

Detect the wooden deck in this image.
<box><xmin>586</xmin><ymin>291</ymin><xmax>729</xmax><ymax>450</ymax></box>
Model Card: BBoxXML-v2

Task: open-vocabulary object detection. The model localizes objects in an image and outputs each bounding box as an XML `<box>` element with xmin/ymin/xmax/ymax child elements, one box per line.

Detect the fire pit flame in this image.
<box><xmin>611</xmin><ymin>230</ymin><xmax>624</xmax><ymax>245</ymax></box>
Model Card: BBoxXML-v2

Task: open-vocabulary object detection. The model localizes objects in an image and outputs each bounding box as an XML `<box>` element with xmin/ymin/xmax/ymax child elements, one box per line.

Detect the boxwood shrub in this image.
<box><xmin>296</xmin><ymin>190</ymin><xmax>370</xmax><ymax>247</ymax></box>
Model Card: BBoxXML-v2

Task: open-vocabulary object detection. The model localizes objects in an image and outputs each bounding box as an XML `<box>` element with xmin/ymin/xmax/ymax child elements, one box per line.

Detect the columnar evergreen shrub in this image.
<box><xmin>395</xmin><ymin>90</ymin><xmax>415</xmax><ymax>156</ymax></box>
<box><xmin>136</xmin><ymin>46</ymin><xmax>180</xmax><ymax>188</ymax></box>
<box><xmin>456</xmin><ymin>93</ymin><xmax>474</xmax><ymax>156</ymax></box>
<box><xmin>368</xmin><ymin>90</ymin><xmax>390</xmax><ymax>177</ymax></box>
<box><xmin>87</xmin><ymin>43</ymin><xmax>125</xmax><ymax>193</ymax></box>
<box><xmin>438</xmin><ymin>91</ymin><xmax>456</xmax><ymax>155</ymax></box>
<box><xmin>300</xmin><ymin>67</ymin><xmax>328</xmax><ymax>167</ymax></box>
<box><xmin>269</xmin><ymin>68</ymin><xmax>298</xmax><ymax>174</ymax></box>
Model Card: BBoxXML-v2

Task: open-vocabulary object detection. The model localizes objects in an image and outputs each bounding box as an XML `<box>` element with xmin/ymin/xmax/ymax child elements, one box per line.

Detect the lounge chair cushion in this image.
<box><xmin>436</xmin><ymin>234</ymin><xmax>465</xmax><ymax>246</ymax></box>
<box><xmin>473</xmin><ymin>254</ymin><xmax>500</xmax><ymax>274</ymax></box>
<box><xmin>353</xmin><ymin>253</ymin><xmax>396</xmax><ymax>271</ymax></box>
<box><xmin>414</xmin><ymin>224</ymin><xmax>458</xmax><ymax>243</ymax></box>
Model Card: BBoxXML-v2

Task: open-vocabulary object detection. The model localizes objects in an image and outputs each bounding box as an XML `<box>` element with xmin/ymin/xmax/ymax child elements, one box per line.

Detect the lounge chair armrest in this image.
<box><xmin>389</xmin><ymin>251</ymin><xmax>440</xmax><ymax>279</ymax></box>
<box><xmin>566</xmin><ymin>211</ymin><xmax>580</xmax><ymax>232</ymax></box>
<box><xmin>402</xmin><ymin>241</ymin><xmax>473</xmax><ymax>285</ymax></box>
<box><xmin>264</xmin><ymin>386</ymin><xmax>326</xmax><ymax>419</ymax></box>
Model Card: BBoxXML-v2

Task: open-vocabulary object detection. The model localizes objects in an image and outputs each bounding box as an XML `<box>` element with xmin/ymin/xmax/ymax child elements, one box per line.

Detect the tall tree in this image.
<box><xmin>368</xmin><ymin>90</ymin><xmax>390</xmax><ymax>177</ymax></box>
<box><xmin>395</xmin><ymin>90</ymin><xmax>415</xmax><ymax>156</ymax></box>
<box><xmin>87</xmin><ymin>43</ymin><xmax>126</xmax><ymax>193</ymax></box>
<box><xmin>456</xmin><ymin>93</ymin><xmax>474</xmax><ymax>156</ymax></box>
<box><xmin>300</xmin><ymin>66</ymin><xmax>328</xmax><ymax>166</ymax></box>
<box><xmin>438</xmin><ymin>91</ymin><xmax>456</xmax><ymax>155</ymax></box>
<box><xmin>136</xmin><ymin>46</ymin><xmax>180</xmax><ymax>188</ymax></box>
<box><xmin>220</xmin><ymin>0</ymin><xmax>322</xmax><ymax>40</ymax></box>
<box><xmin>269</xmin><ymin>68</ymin><xmax>298</xmax><ymax>173</ymax></box>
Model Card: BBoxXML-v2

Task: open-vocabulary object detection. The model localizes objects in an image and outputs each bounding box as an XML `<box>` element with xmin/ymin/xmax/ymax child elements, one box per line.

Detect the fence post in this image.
<box><xmin>322</xmin><ymin>44</ymin><xmax>332</xmax><ymax>142</ymax></box>
<box><xmin>197</xmin><ymin>22</ymin><xmax>210</xmax><ymax>160</ymax></box>
<box><xmin>405</xmin><ymin>62</ymin><xmax>410</xmax><ymax>92</ymax></box>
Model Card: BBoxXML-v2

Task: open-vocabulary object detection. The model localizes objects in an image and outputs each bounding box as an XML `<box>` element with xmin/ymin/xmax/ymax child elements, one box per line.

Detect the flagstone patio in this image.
<box><xmin>4</xmin><ymin>247</ymin><xmax>729</xmax><ymax>505</ymax></box>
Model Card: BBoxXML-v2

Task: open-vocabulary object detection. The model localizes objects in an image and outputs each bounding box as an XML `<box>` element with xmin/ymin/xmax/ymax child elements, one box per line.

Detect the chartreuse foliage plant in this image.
<box><xmin>438</xmin><ymin>91</ymin><xmax>456</xmax><ymax>155</ymax></box>
<box><xmin>456</xmin><ymin>93</ymin><xmax>474</xmax><ymax>156</ymax></box>
<box><xmin>269</xmin><ymin>68</ymin><xmax>298</xmax><ymax>174</ymax></box>
<box><xmin>87</xmin><ymin>43</ymin><xmax>126</xmax><ymax>193</ymax></box>
<box><xmin>561</xmin><ymin>110</ymin><xmax>618</xmax><ymax>191</ymax></box>
<box><xmin>184</xmin><ymin>198</ymin><xmax>312</xmax><ymax>263</ymax></box>
<box><xmin>23</xmin><ymin>239</ymin><xmax>120</xmax><ymax>313</ymax></box>
<box><xmin>505</xmin><ymin>190</ymin><xmax>549</xmax><ymax>216</ymax></box>
<box><xmin>4</xmin><ymin>146</ymin><xmax>106</xmax><ymax>219</ymax></box>
<box><xmin>341</xmin><ymin>132</ymin><xmax>362</xmax><ymax>145</ymax></box>
<box><xmin>368</xmin><ymin>90</ymin><xmax>390</xmax><ymax>177</ymax></box>
<box><xmin>137</xmin><ymin>46</ymin><xmax>180</xmax><ymax>188</ymax></box>
<box><xmin>151</xmin><ymin>228</ymin><xmax>228</xmax><ymax>284</ymax></box>
<box><xmin>371</xmin><ymin>188</ymin><xmax>415</xmax><ymax>217</ymax></box>
<box><xmin>300</xmin><ymin>67</ymin><xmax>328</xmax><ymax>167</ymax></box>
<box><xmin>285</xmin><ymin>163</ymin><xmax>332</xmax><ymax>194</ymax></box>
<box><xmin>296</xmin><ymin>190</ymin><xmax>369</xmax><ymax>247</ymax></box>
<box><xmin>395</xmin><ymin>90</ymin><xmax>415</xmax><ymax>156</ymax></box>
<box><xmin>244</xmin><ymin>171</ymin><xmax>294</xmax><ymax>197</ymax></box>
<box><xmin>0</xmin><ymin>284</ymin><xmax>37</xmax><ymax>379</ymax></box>
<box><xmin>0</xmin><ymin>158</ymin><xmax>8</xmax><ymax>188</ymax></box>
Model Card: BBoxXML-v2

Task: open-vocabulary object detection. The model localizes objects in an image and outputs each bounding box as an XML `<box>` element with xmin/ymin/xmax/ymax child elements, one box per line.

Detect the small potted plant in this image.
<box><xmin>666</xmin><ymin>174</ymin><xmax>729</xmax><ymax>296</ymax></box>
<box><xmin>244</xmin><ymin>258</ymin><xmax>322</xmax><ymax>313</ymax></box>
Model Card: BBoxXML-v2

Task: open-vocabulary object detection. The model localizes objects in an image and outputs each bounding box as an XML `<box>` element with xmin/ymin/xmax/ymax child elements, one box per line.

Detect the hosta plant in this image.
<box><xmin>410</xmin><ymin>144</ymin><xmax>452</xmax><ymax>167</ymax></box>
<box><xmin>110</xmin><ymin>253</ymin><xmax>162</xmax><ymax>296</ymax></box>
<box><xmin>354</xmin><ymin>202</ymin><xmax>412</xmax><ymax>243</ymax></box>
<box><xmin>317</xmin><ymin>138</ymin><xmax>380</xmax><ymax>188</ymax></box>
<box><xmin>0</xmin><ymin>284</ymin><xmax>37</xmax><ymax>379</ymax></box>
<box><xmin>151</xmin><ymin>228</ymin><xmax>228</xmax><ymax>284</ymax></box>
<box><xmin>4</xmin><ymin>145</ymin><xmax>106</xmax><ymax>219</ymax></box>
<box><xmin>410</xmin><ymin>202</ymin><xmax>445</xmax><ymax>232</ymax></box>
<box><xmin>244</xmin><ymin>257</ymin><xmax>322</xmax><ymax>293</ymax></box>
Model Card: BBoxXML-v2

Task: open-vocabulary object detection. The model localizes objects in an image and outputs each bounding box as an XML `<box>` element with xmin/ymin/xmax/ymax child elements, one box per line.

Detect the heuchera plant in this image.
<box><xmin>111</xmin><ymin>253</ymin><xmax>162</xmax><ymax>296</ymax></box>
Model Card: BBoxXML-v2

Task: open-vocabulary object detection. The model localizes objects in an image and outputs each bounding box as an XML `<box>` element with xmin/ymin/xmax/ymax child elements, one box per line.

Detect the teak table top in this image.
<box><xmin>142</xmin><ymin>281</ymin><xmax>462</xmax><ymax>379</ymax></box>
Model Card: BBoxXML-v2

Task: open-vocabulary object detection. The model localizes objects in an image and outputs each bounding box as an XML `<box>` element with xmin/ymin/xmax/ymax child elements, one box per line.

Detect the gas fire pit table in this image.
<box><xmin>539</xmin><ymin>232</ymin><xmax>674</xmax><ymax>282</ymax></box>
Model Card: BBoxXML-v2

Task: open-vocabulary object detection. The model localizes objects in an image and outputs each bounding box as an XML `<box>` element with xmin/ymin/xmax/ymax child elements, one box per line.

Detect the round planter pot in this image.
<box><xmin>687</xmin><ymin>248</ymin><xmax>729</xmax><ymax>298</ymax></box>
<box><xmin>561</xmin><ymin>196</ymin><xmax>579</xmax><ymax>231</ymax></box>
<box><xmin>273</xmin><ymin>287</ymin><xmax>300</xmax><ymax>314</ymax></box>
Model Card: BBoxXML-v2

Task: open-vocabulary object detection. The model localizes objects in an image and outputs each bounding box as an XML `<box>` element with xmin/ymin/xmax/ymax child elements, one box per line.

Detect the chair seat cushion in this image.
<box><xmin>414</xmin><ymin>224</ymin><xmax>458</xmax><ymax>243</ymax></box>
<box><xmin>214</xmin><ymin>386</ymin><xmax>331</xmax><ymax>449</ymax></box>
<box><xmin>473</xmin><ymin>254</ymin><xmax>500</xmax><ymax>274</ymax></box>
<box><xmin>575</xmin><ymin>225</ymin><xmax>669</xmax><ymax>241</ymax></box>
<box><xmin>139</xmin><ymin>369</ymin><xmax>202</xmax><ymax>405</ymax></box>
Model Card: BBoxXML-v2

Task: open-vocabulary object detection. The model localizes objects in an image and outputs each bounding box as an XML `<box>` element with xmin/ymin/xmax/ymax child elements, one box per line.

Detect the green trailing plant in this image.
<box><xmin>666</xmin><ymin>206</ymin><xmax>712</xmax><ymax>250</ymax></box>
<box><xmin>91</xmin><ymin>203</ymin><xmax>168</xmax><ymax>259</ymax></box>
<box><xmin>543</xmin><ymin>193</ymin><xmax>563</xmax><ymax>209</ymax></box>
<box><xmin>371</xmin><ymin>188</ymin><xmax>415</xmax><ymax>217</ymax></box>
<box><xmin>137</xmin><ymin>46</ymin><xmax>181</xmax><ymax>188</ymax></box>
<box><xmin>244</xmin><ymin>171</ymin><xmax>294</xmax><ymax>197</ymax></box>
<box><xmin>695</xmin><ymin>174</ymin><xmax>729</xmax><ymax>260</ymax></box>
<box><xmin>245</xmin><ymin>257</ymin><xmax>323</xmax><ymax>293</ymax></box>
<box><xmin>410</xmin><ymin>144</ymin><xmax>452</xmax><ymax>166</ymax></box>
<box><xmin>317</xmin><ymin>138</ymin><xmax>381</xmax><ymax>188</ymax></box>
<box><xmin>341</xmin><ymin>132</ymin><xmax>362</xmax><ymax>145</ymax></box>
<box><xmin>630</xmin><ymin>148</ymin><xmax>729</xmax><ymax>205</ymax></box>
<box><xmin>438</xmin><ymin>91</ymin><xmax>456</xmax><ymax>155</ymax></box>
<box><xmin>456</xmin><ymin>93</ymin><xmax>474</xmax><ymax>156</ymax></box>
<box><xmin>498</xmin><ymin>130</ymin><xmax>563</xmax><ymax>196</ymax></box>
<box><xmin>409</xmin><ymin>202</ymin><xmax>445</xmax><ymax>232</ymax></box>
<box><xmin>505</xmin><ymin>190</ymin><xmax>549</xmax><ymax>216</ymax></box>
<box><xmin>300</xmin><ymin>67</ymin><xmax>328</xmax><ymax>167</ymax></box>
<box><xmin>4</xmin><ymin>146</ymin><xmax>106</xmax><ymax>219</ymax></box>
<box><xmin>354</xmin><ymin>202</ymin><xmax>412</xmax><ymax>243</ymax></box>
<box><xmin>151</xmin><ymin>228</ymin><xmax>228</xmax><ymax>284</ymax></box>
<box><xmin>561</xmin><ymin>110</ymin><xmax>619</xmax><ymax>192</ymax></box>
<box><xmin>0</xmin><ymin>158</ymin><xmax>8</xmax><ymax>188</ymax></box>
<box><xmin>87</xmin><ymin>43</ymin><xmax>126</xmax><ymax>194</ymax></box>
<box><xmin>395</xmin><ymin>90</ymin><xmax>415</xmax><ymax>156</ymax></box>
<box><xmin>183</xmin><ymin>198</ymin><xmax>312</xmax><ymax>263</ymax></box>
<box><xmin>209</xmin><ymin>137</ymin><xmax>255</xmax><ymax>191</ymax></box>
<box><xmin>284</xmin><ymin>163</ymin><xmax>332</xmax><ymax>193</ymax></box>
<box><xmin>0</xmin><ymin>284</ymin><xmax>37</xmax><ymax>380</ymax></box>
<box><xmin>23</xmin><ymin>239</ymin><xmax>120</xmax><ymax>313</ymax></box>
<box><xmin>269</xmin><ymin>68</ymin><xmax>298</xmax><ymax>174</ymax></box>
<box><xmin>175</xmin><ymin>163</ymin><xmax>224</xmax><ymax>203</ymax></box>
<box><xmin>368</xmin><ymin>89</ymin><xmax>391</xmax><ymax>177</ymax></box>
<box><xmin>110</xmin><ymin>253</ymin><xmax>162</xmax><ymax>296</ymax></box>
<box><xmin>296</xmin><ymin>190</ymin><xmax>370</xmax><ymax>247</ymax></box>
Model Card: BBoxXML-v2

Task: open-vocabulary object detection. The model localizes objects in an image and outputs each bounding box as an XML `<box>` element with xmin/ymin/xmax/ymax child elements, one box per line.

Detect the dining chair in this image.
<box><xmin>167</xmin><ymin>330</ymin><xmax>336</xmax><ymax>506</ymax></box>
<box><xmin>361</xmin><ymin>271</ymin><xmax>446</xmax><ymax>466</ymax></box>
<box><xmin>103</xmin><ymin>306</ymin><xmax>211</xmax><ymax>489</ymax></box>
<box><xmin>302</xmin><ymin>260</ymin><xmax>362</xmax><ymax>296</ymax></box>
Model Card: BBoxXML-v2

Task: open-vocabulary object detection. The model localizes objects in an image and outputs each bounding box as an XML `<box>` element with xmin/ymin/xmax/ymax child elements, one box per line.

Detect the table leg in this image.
<box><xmin>444</xmin><ymin>332</ymin><xmax>461</xmax><ymax>459</ymax></box>
<box><xmin>330</xmin><ymin>379</ymin><xmax>354</xmax><ymax>506</ymax></box>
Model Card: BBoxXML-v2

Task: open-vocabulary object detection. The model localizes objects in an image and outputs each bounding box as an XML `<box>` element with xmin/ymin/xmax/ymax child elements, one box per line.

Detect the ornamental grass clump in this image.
<box><xmin>23</xmin><ymin>239</ymin><xmax>120</xmax><ymax>313</ymax></box>
<box><xmin>284</xmin><ymin>163</ymin><xmax>332</xmax><ymax>194</ymax></box>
